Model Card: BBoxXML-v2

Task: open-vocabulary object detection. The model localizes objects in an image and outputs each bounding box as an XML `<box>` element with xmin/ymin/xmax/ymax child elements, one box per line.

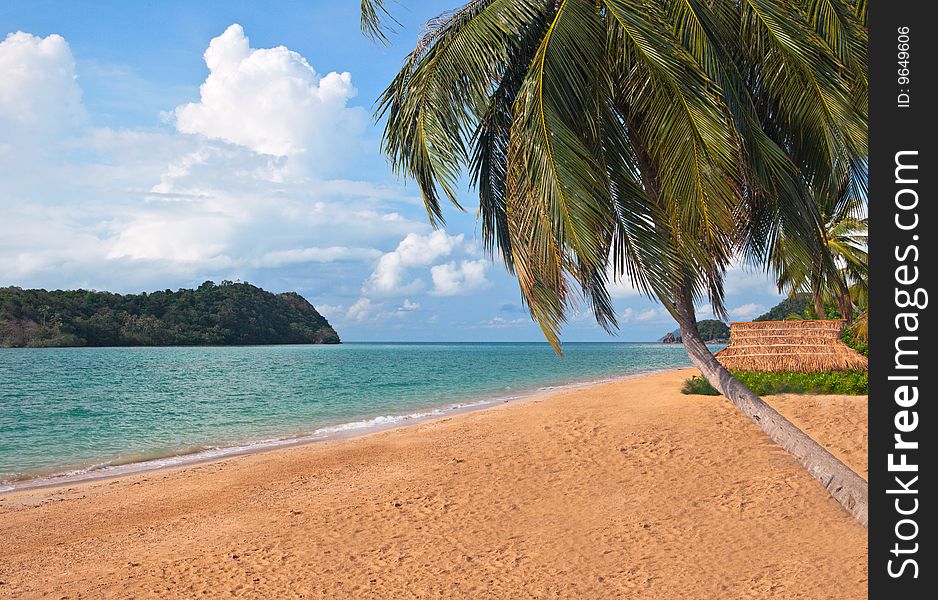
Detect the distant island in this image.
<box><xmin>0</xmin><ymin>281</ymin><xmax>340</xmax><ymax>348</ymax></box>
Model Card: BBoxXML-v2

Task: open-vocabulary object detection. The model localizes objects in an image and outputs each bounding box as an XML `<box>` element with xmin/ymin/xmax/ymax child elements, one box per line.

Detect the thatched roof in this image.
<box><xmin>714</xmin><ymin>320</ymin><xmax>868</xmax><ymax>372</ymax></box>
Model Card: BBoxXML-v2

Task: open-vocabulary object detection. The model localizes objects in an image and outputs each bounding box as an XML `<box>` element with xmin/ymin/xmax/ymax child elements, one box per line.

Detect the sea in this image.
<box><xmin>0</xmin><ymin>342</ymin><xmax>694</xmax><ymax>491</ymax></box>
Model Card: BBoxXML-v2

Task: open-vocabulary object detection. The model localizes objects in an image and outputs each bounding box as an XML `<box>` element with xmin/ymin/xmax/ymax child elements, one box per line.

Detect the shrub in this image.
<box><xmin>681</xmin><ymin>370</ymin><xmax>868</xmax><ymax>396</ymax></box>
<box><xmin>681</xmin><ymin>376</ymin><xmax>720</xmax><ymax>395</ymax></box>
<box><xmin>841</xmin><ymin>321</ymin><xmax>869</xmax><ymax>356</ymax></box>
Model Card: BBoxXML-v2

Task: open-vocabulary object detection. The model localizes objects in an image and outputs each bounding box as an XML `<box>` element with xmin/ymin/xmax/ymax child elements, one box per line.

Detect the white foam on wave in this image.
<box><xmin>0</xmin><ymin>395</ymin><xmax>513</xmax><ymax>493</ymax></box>
<box><xmin>311</xmin><ymin>397</ymin><xmax>502</xmax><ymax>436</ymax></box>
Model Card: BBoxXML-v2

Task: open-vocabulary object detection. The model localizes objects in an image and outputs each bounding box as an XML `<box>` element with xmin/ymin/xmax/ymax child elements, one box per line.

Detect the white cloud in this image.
<box><xmin>608</xmin><ymin>272</ymin><xmax>642</xmax><ymax>299</ymax></box>
<box><xmin>621</xmin><ymin>307</ymin><xmax>635</xmax><ymax>322</ymax></box>
<box><xmin>315</xmin><ymin>303</ymin><xmax>344</xmax><ymax>318</ymax></box>
<box><xmin>0</xmin><ymin>31</ymin><xmax>85</xmax><ymax>139</ymax></box>
<box><xmin>482</xmin><ymin>315</ymin><xmax>528</xmax><ymax>328</ymax></box>
<box><xmin>346</xmin><ymin>297</ymin><xmax>375</xmax><ymax>322</ymax></box>
<box><xmin>347</xmin><ymin>232</ymin><xmax>489</xmax><ymax>321</ymax></box>
<box><xmin>107</xmin><ymin>211</ymin><xmax>233</xmax><ymax>264</ymax></box>
<box><xmin>431</xmin><ymin>259</ymin><xmax>489</xmax><ymax>296</ymax></box>
<box><xmin>343</xmin><ymin>296</ymin><xmax>425</xmax><ymax>324</ymax></box>
<box><xmin>254</xmin><ymin>246</ymin><xmax>382</xmax><ymax>268</ymax></box>
<box><xmin>729</xmin><ymin>302</ymin><xmax>765</xmax><ymax>320</ymax></box>
<box><xmin>635</xmin><ymin>308</ymin><xmax>665</xmax><ymax>322</ymax></box>
<box><xmin>0</xmin><ymin>26</ymin><xmax>429</xmax><ymax>303</ymax></box>
<box><xmin>366</xmin><ymin>231</ymin><xmax>463</xmax><ymax>295</ymax></box>
<box><xmin>398</xmin><ymin>299</ymin><xmax>420</xmax><ymax>311</ymax></box>
<box><xmin>173</xmin><ymin>24</ymin><xmax>364</xmax><ymax>167</ymax></box>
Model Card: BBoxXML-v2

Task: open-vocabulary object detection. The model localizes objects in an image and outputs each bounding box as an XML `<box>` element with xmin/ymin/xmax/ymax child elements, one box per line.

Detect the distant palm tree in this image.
<box><xmin>775</xmin><ymin>165</ymin><xmax>868</xmax><ymax>320</ymax></box>
<box><xmin>361</xmin><ymin>0</ymin><xmax>868</xmax><ymax>522</ymax></box>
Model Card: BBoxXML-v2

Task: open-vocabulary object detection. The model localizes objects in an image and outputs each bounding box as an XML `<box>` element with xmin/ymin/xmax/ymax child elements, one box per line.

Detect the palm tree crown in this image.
<box><xmin>363</xmin><ymin>0</ymin><xmax>867</xmax><ymax>349</ymax></box>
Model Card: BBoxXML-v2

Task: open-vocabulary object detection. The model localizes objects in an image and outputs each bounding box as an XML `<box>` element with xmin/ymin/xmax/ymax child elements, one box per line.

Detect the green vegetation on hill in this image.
<box><xmin>754</xmin><ymin>294</ymin><xmax>813</xmax><ymax>321</ymax></box>
<box><xmin>696</xmin><ymin>320</ymin><xmax>730</xmax><ymax>341</ymax></box>
<box><xmin>681</xmin><ymin>370</ymin><xmax>868</xmax><ymax>396</ymax></box>
<box><xmin>0</xmin><ymin>281</ymin><xmax>340</xmax><ymax>348</ymax></box>
<box><xmin>661</xmin><ymin>319</ymin><xmax>729</xmax><ymax>343</ymax></box>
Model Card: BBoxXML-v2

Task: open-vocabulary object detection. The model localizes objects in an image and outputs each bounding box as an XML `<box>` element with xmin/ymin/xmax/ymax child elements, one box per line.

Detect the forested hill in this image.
<box><xmin>0</xmin><ymin>281</ymin><xmax>340</xmax><ymax>348</ymax></box>
<box><xmin>753</xmin><ymin>293</ymin><xmax>812</xmax><ymax>321</ymax></box>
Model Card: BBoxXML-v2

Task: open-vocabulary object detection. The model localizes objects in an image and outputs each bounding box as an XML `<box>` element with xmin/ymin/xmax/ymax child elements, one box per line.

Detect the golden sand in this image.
<box><xmin>0</xmin><ymin>368</ymin><xmax>866</xmax><ymax>598</ymax></box>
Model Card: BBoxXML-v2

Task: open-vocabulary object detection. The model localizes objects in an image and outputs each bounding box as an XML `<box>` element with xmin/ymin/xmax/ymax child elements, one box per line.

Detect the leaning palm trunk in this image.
<box><xmin>673</xmin><ymin>292</ymin><xmax>868</xmax><ymax>525</ymax></box>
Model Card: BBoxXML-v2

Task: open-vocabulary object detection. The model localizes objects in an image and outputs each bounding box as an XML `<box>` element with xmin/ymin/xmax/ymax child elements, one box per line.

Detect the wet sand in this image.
<box><xmin>0</xmin><ymin>368</ymin><xmax>867</xmax><ymax>598</ymax></box>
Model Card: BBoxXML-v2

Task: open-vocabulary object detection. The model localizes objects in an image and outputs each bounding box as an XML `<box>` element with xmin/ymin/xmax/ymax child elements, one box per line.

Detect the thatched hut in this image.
<box><xmin>714</xmin><ymin>320</ymin><xmax>868</xmax><ymax>372</ymax></box>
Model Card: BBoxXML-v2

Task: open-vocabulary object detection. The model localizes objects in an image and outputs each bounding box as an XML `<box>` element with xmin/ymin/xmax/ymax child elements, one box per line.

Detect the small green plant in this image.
<box><xmin>681</xmin><ymin>376</ymin><xmax>720</xmax><ymax>395</ymax></box>
<box><xmin>682</xmin><ymin>370</ymin><xmax>868</xmax><ymax>396</ymax></box>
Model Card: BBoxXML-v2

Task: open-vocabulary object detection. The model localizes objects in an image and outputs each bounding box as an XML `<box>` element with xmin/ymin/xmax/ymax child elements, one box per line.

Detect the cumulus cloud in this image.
<box><xmin>0</xmin><ymin>31</ymin><xmax>85</xmax><ymax>139</ymax></box>
<box><xmin>346</xmin><ymin>297</ymin><xmax>375</xmax><ymax>322</ymax></box>
<box><xmin>173</xmin><ymin>24</ymin><xmax>364</xmax><ymax>167</ymax></box>
<box><xmin>609</xmin><ymin>260</ymin><xmax>778</xmax><ymax>301</ymax></box>
<box><xmin>431</xmin><ymin>260</ymin><xmax>489</xmax><ymax>296</ymax></box>
<box><xmin>729</xmin><ymin>302</ymin><xmax>765</xmax><ymax>320</ymax></box>
<box><xmin>366</xmin><ymin>231</ymin><xmax>463</xmax><ymax>296</ymax></box>
<box><xmin>343</xmin><ymin>232</ymin><xmax>489</xmax><ymax>323</ymax></box>
<box><xmin>107</xmin><ymin>210</ymin><xmax>233</xmax><ymax>264</ymax></box>
<box><xmin>0</xmin><ymin>26</ymin><xmax>426</xmax><ymax>307</ymax></box>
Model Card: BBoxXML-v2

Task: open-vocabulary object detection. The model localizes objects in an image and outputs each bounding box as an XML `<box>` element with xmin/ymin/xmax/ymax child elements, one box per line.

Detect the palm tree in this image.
<box><xmin>361</xmin><ymin>0</ymin><xmax>868</xmax><ymax>523</ymax></box>
<box><xmin>774</xmin><ymin>163</ymin><xmax>868</xmax><ymax>320</ymax></box>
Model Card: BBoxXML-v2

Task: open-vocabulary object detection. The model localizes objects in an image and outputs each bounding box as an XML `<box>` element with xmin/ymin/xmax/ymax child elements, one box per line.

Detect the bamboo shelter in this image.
<box><xmin>714</xmin><ymin>320</ymin><xmax>868</xmax><ymax>372</ymax></box>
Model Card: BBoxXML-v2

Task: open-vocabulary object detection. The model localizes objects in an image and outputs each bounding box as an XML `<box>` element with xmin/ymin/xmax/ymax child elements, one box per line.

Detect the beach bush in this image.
<box><xmin>681</xmin><ymin>370</ymin><xmax>868</xmax><ymax>396</ymax></box>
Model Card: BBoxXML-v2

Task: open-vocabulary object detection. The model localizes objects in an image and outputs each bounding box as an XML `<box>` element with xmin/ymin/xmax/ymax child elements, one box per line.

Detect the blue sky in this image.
<box><xmin>0</xmin><ymin>1</ymin><xmax>784</xmax><ymax>342</ymax></box>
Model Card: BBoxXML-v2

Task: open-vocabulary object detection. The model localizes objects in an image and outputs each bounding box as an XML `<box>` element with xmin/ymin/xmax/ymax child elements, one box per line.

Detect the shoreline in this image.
<box><xmin>0</xmin><ymin>367</ymin><xmax>867</xmax><ymax>598</ymax></box>
<box><xmin>1</xmin><ymin>366</ymin><xmax>686</xmax><ymax>495</ymax></box>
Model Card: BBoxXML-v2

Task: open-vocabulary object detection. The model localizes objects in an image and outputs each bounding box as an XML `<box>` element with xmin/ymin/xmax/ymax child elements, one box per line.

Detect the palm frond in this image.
<box><xmin>361</xmin><ymin>0</ymin><xmax>398</xmax><ymax>44</ymax></box>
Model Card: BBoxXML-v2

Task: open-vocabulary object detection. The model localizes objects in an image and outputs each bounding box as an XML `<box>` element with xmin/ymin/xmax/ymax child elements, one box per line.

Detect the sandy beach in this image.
<box><xmin>0</xmin><ymin>368</ymin><xmax>867</xmax><ymax>598</ymax></box>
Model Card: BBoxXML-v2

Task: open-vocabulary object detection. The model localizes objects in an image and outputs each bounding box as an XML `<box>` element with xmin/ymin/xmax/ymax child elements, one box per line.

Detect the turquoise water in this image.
<box><xmin>0</xmin><ymin>343</ymin><xmax>693</xmax><ymax>488</ymax></box>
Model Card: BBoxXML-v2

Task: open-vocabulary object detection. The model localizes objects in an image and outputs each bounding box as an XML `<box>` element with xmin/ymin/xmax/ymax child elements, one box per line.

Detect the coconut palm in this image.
<box><xmin>774</xmin><ymin>163</ymin><xmax>869</xmax><ymax>320</ymax></box>
<box><xmin>361</xmin><ymin>0</ymin><xmax>868</xmax><ymax>523</ymax></box>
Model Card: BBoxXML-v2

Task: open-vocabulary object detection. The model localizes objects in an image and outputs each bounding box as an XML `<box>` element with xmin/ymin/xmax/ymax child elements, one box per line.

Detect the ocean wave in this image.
<box><xmin>0</xmin><ymin>365</ymin><xmax>683</xmax><ymax>494</ymax></box>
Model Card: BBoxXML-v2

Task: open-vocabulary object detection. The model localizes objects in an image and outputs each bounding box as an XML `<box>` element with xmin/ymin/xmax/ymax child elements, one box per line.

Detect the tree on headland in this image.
<box><xmin>361</xmin><ymin>0</ymin><xmax>868</xmax><ymax>522</ymax></box>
